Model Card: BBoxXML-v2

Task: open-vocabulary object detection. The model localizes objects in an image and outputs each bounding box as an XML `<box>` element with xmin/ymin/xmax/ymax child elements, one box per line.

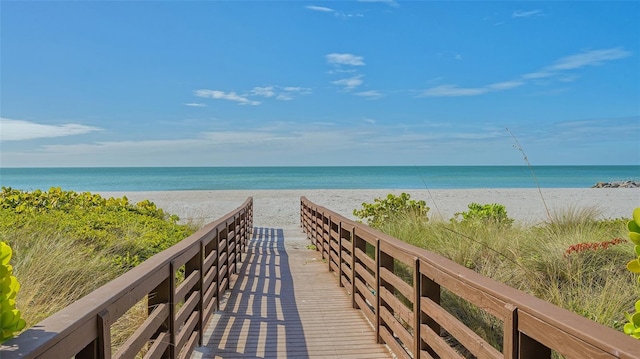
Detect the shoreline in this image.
<box><xmin>98</xmin><ymin>188</ymin><xmax>640</xmax><ymax>228</ymax></box>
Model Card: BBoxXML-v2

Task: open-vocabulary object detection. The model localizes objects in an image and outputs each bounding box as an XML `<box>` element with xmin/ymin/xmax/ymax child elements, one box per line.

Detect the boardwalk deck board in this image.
<box><xmin>192</xmin><ymin>227</ymin><xmax>392</xmax><ymax>359</ymax></box>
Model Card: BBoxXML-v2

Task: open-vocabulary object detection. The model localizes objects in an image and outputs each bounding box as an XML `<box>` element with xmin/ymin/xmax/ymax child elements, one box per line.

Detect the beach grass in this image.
<box><xmin>0</xmin><ymin>187</ymin><xmax>197</xmax><ymax>352</ymax></box>
<box><xmin>372</xmin><ymin>207</ymin><xmax>637</xmax><ymax>352</ymax></box>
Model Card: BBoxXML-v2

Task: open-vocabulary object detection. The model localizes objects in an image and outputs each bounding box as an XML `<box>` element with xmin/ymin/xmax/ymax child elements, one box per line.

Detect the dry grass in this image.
<box><xmin>377</xmin><ymin>206</ymin><xmax>637</xmax><ymax>352</ymax></box>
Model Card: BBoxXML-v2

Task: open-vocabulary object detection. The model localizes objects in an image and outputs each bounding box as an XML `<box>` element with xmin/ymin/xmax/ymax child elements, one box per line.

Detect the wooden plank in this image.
<box><xmin>420</xmin><ymin>296</ymin><xmax>502</xmax><ymax>359</ymax></box>
<box><xmin>379</xmin><ymin>266</ymin><xmax>413</xmax><ymax>304</ymax></box>
<box><xmin>114</xmin><ymin>304</ymin><xmax>168</xmax><ymax>359</ymax></box>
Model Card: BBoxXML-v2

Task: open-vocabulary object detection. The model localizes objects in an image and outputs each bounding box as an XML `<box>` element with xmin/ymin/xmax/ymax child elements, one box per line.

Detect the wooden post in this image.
<box><xmin>503</xmin><ymin>304</ymin><xmax>518</xmax><ymax>359</ymax></box>
<box><xmin>376</xmin><ymin>239</ymin><xmax>395</xmax><ymax>344</ymax></box>
<box><xmin>421</xmin><ymin>261</ymin><xmax>440</xmax><ymax>357</ymax></box>
<box><xmin>338</xmin><ymin>222</ymin><xmax>344</xmax><ymax>287</ymax></box>
<box><xmin>351</xmin><ymin>228</ymin><xmax>359</xmax><ymax>309</ymax></box>
<box><xmin>412</xmin><ymin>258</ymin><xmax>421</xmax><ymax>359</ymax></box>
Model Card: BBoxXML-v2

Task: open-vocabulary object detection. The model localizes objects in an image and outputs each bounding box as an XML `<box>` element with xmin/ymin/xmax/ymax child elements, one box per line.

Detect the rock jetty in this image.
<box><xmin>592</xmin><ymin>181</ymin><xmax>640</xmax><ymax>188</ymax></box>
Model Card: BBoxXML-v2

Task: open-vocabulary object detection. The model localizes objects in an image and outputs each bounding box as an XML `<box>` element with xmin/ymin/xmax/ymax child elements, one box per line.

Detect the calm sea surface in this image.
<box><xmin>0</xmin><ymin>166</ymin><xmax>638</xmax><ymax>192</ymax></box>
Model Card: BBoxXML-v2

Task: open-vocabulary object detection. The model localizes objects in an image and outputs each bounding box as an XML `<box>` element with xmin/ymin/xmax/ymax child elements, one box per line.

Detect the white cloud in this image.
<box><xmin>184</xmin><ymin>103</ymin><xmax>206</xmax><ymax>107</ymax></box>
<box><xmin>512</xmin><ymin>10</ymin><xmax>543</xmax><ymax>18</ymax></box>
<box><xmin>548</xmin><ymin>48</ymin><xmax>631</xmax><ymax>71</ymax></box>
<box><xmin>421</xmin><ymin>47</ymin><xmax>630</xmax><ymax>98</ymax></box>
<box><xmin>250</xmin><ymin>86</ymin><xmax>276</xmax><ymax>98</ymax></box>
<box><xmin>306</xmin><ymin>5</ymin><xmax>334</xmax><ymax>12</ymax></box>
<box><xmin>332</xmin><ymin>75</ymin><xmax>364</xmax><ymax>91</ymax></box>
<box><xmin>194</xmin><ymin>89</ymin><xmax>261</xmax><ymax>105</ymax></box>
<box><xmin>326</xmin><ymin>53</ymin><xmax>365</xmax><ymax>66</ymax></box>
<box><xmin>354</xmin><ymin>90</ymin><xmax>384</xmax><ymax>99</ymax></box>
<box><xmin>0</xmin><ymin>118</ymin><xmax>102</xmax><ymax>141</ymax></box>
<box><xmin>522</xmin><ymin>71</ymin><xmax>554</xmax><ymax>79</ymax></box>
<box><xmin>421</xmin><ymin>85</ymin><xmax>488</xmax><ymax>97</ymax></box>
<box><xmin>486</xmin><ymin>81</ymin><xmax>524</xmax><ymax>90</ymax></box>
<box><xmin>252</xmin><ymin>86</ymin><xmax>311</xmax><ymax>100</ymax></box>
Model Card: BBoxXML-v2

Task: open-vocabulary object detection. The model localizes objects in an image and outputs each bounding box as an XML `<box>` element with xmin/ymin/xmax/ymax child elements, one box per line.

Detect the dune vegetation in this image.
<box><xmin>0</xmin><ymin>187</ymin><xmax>196</xmax><ymax>345</ymax></box>
<box><xmin>353</xmin><ymin>193</ymin><xmax>639</xmax><ymax>351</ymax></box>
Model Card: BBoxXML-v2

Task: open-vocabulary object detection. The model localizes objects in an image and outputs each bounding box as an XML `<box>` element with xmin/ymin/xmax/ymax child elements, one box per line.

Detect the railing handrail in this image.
<box><xmin>300</xmin><ymin>196</ymin><xmax>640</xmax><ymax>359</ymax></box>
<box><xmin>1</xmin><ymin>197</ymin><xmax>253</xmax><ymax>359</ymax></box>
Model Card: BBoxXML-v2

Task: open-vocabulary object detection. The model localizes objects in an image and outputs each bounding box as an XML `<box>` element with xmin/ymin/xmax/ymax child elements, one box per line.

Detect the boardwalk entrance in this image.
<box><xmin>192</xmin><ymin>227</ymin><xmax>392</xmax><ymax>359</ymax></box>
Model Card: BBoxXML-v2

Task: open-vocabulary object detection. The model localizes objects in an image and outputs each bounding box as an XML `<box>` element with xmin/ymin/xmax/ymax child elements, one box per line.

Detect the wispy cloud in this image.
<box><xmin>354</xmin><ymin>90</ymin><xmax>384</xmax><ymax>99</ymax></box>
<box><xmin>421</xmin><ymin>47</ymin><xmax>631</xmax><ymax>97</ymax></box>
<box><xmin>421</xmin><ymin>85</ymin><xmax>488</xmax><ymax>97</ymax></box>
<box><xmin>326</xmin><ymin>53</ymin><xmax>365</xmax><ymax>66</ymax></box>
<box><xmin>306</xmin><ymin>5</ymin><xmax>363</xmax><ymax>19</ymax></box>
<box><xmin>332</xmin><ymin>75</ymin><xmax>364</xmax><ymax>91</ymax></box>
<box><xmin>195</xmin><ymin>86</ymin><xmax>310</xmax><ymax>105</ymax></box>
<box><xmin>250</xmin><ymin>86</ymin><xmax>311</xmax><ymax>100</ymax></box>
<box><xmin>512</xmin><ymin>9</ymin><xmax>544</xmax><ymax>18</ymax></box>
<box><xmin>357</xmin><ymin>0</ymin><xmax>399</xmax><ymax>7</ymax></box>
<box><xmin>184</xmin><ymin>103</ymin><xmax>206</xmax><ymax>107</ymax></box>
<box><xmin>195</xmin><ymin>90</ymin><xmax>261</xmax><ymax>105</ymax></box>
<box><xmin>548</xmin><ymin>48</ymin><xmax>631</xmax><ymax>71</ymax></box>
<box><xmin>306</xmin><ymin>5</ymin><xmax>334</xmax><ymax>12</ymax></box>
<box><xmin>0</xmin><ymin>118</ymin><xmax>102</xmax><ymax>141</ymax></box>
<box><xmin>486</xmin><ymin>81</ymin><xmax>524</xmax><ymax>91</ymax></box>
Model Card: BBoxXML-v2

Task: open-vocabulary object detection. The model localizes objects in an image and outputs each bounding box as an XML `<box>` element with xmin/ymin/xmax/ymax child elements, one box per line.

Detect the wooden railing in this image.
<box><xmin>300</xmin><ymin>196</ymin><xmax>640</xmax><ymax>359</ymax></box>
<box><xmin>1</xmin><ymin>197</ymin><xmax>253</xmax><ymax>359</ymax></box>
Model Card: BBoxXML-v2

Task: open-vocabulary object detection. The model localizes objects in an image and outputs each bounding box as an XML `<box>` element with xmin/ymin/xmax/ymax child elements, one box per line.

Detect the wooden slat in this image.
<box><xmin>114</xmin><ymin>303</ymin><xmax>168</xmax><ymax>359</ymax></box>
<box><xmin>379</xmin><ymin>305</ymin><xmax>413</xmax><ymax>352</ymax></box>
<box><xmin>143</xmin><ymin>332</ymin><xmax>170</xmax><ymax>359</ymax></box>
<box><xmin>420</xmin><ymin>296</ymin><xmax>502</xmax><ymax>359</ymax></box>
<box><xmin>175</xmin><ymin>270</ymin><xmax>199</xmax><ymax>304</ymax></box>
<box><xmin>380</xmin><ymin>286</ymin><xmax>413</xmax><ymax>330</ymax></box>
<box><xmin>379</xmin><ymin>266</ymin><xmax>413</xmax><ymax>303</ymax></box>
<box><xmin>175</xmin><ymin>291</ymin><xmax>199</xmax><ymax>328</ymax></box>
<box><xmin>420</xmin><ymin>324</ymin><xmax>465</xmax><ymax>359</ymax></box>
<box><xmin>379</xmin><ymin>326</ymin><xmax>411</xmax><ymax>359</ymax></box>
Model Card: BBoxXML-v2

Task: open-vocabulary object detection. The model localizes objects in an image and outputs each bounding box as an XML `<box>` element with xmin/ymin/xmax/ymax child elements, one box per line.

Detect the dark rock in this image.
<box><xmin>592</xmin><ymin>181</ymin><xmax>640</xmax><ymax>188</ymax></box>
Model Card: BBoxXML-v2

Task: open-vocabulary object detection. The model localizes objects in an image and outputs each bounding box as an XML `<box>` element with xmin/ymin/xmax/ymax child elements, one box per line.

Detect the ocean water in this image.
<box><xmin>0</xmin><ymin>166</ymin><xmax>638</xmax><ymax>192</ymax></box>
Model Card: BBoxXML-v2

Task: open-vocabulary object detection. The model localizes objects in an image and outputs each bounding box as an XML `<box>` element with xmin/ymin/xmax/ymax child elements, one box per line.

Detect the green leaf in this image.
<box><xmin>633</xmin><ymin>312</ymin><xmax>640</xmax><ymax>327</ymax></box>
<box><xmin>636</xmin><ymin>245</ymin><xmax>640</xmax><ymax>257</ymax></box>
<box><xmin>633</xmin><ymin>207</ymin><xmax>640</xmax><ymax>226</ymax></box>
<box><xmin>635</xmin><ymin>300</ymin><xmax>640</xmax><ymax>313</ymax></box>
<box><xmin>624</xmin><ymin>322</ymin><xmax>636</xmax><ymax>335</ymax></box>
<box><xmin>630</xmin><ymin>219</ymin><xmax>640</xmax><ymax>233</ymax></box>
<box><xmin>627</xmin><ymin>259</ymin><xmax>640</xmax><ymax>273</ymax></box>
<box><xmin>630</xmin><ymin>231</ymin><xmax>640</xmax><ymax>246</ymax></box>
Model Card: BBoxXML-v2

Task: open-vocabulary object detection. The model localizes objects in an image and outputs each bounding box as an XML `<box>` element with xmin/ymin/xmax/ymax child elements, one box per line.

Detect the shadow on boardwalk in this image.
<box><xmin>193</xmin><ymin>227</ymin><xmax>391</xmax><ymax>359</ymax></box>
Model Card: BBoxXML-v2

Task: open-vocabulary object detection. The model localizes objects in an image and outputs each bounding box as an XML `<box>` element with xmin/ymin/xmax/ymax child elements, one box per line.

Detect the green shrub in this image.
<box><xmin>363</xmin><ymin>202</ymin><xmax>636</xmax><ymax>351</ymax></box>
<box><xmin>452</xmin><ymin>202</ymin><xmax>514</xmax><ymax>228</ymax></box>
<box><xmin>353</xmin><ymin>193</ymin><xmax>429</xmax><ymax>228</ymax></box>
<box><xmin>0</xmin><ymin>187</ymin><xmax>196</xmax><ymax>334</ymax></box>
<box><xmin>0</xmin><ymin>242</ymin><xmax>26</xmax><ymax>343</ymax></box>
<box><xmin>624</xmin><ymin>207</ymin><xmax>640</xmax><ymax>339</ymax></box>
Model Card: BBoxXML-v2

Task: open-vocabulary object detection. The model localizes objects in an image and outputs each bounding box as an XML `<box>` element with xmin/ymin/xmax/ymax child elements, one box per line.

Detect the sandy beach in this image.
<box><xmin>99</xmin><ymin>188</ymin><xmax>639</xmax><ymax>228</ymax></box>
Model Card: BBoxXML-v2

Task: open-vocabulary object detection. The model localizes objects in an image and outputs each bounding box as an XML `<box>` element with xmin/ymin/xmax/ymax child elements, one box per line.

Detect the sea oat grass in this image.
<box><xmin>374</xmin><ymin>205</ymin><xmax>637</xmax><ymax>351</ymax></box>
<box><xmin>0</xmin><ymin>188</ymin><xmax>196</xmax><ymax>349</ymax></box>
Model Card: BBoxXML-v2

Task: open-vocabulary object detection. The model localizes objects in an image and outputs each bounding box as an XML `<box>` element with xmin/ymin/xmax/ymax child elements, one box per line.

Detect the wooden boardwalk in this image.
<box><xmin>192</xmin><ymin>227</ymin><xmax>392</xmax><ymax>359</ymax></box>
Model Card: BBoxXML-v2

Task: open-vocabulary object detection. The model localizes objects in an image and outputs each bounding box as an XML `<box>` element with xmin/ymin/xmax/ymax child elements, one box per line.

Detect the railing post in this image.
<box><xmin>211</xmin><ymin>228</ymin><xmax>220</xmax><ymax>312</ymax></box>
<box><xmin>185</xmin><ymin>242</ymin><xmax>204</xmax><ymax>347</ymax></box>
<box><xmin>327</xmin><ymin>216</ymin><xmax>333</xmax><ymax>271</ymax></box>
<box><xmin>376</xmin><ymin>238</ymin><xmax>394</xmax><ymax>344</ymax></box>
<box><xmin>351</xmin><ymin>227</ymin><xmax>359</xmax><ymax>309</ymax></box>
<box><xmin>148</xmin><ymin>262</ymin><xmax>175</xmax><ymax>359</ymax></box>
<box><xmin>413</xmin><ymin>258</ymin><xmax>421</xmax><ymax>359</ymax></box>
<box><xmin>421</xmin><ymin>260</ymin><xmax>440</xmax><ymax>358</ymax></box>
<box><xmin>338</xmin><ymin>221</ymin><xmax>344</xmax><ymax>287</ymax></box>
<box><xmin>503</xmin><ymin>304</ymin><xmax>518</xmax><ymax>359</ymax></box>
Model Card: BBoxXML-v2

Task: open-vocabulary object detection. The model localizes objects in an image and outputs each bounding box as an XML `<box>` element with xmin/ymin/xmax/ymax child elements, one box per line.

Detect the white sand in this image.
<box><xmin>98</xmin><ymin>188</ymin><xmax>640</xmax><ymax>228</ymax></box>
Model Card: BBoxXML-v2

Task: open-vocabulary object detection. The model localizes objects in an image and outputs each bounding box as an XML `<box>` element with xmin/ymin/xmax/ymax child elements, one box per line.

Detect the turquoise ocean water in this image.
<box><xmin>0</xmin><ymin>166</ymin><xmax>638</xmax><ymax>192</ymax></box>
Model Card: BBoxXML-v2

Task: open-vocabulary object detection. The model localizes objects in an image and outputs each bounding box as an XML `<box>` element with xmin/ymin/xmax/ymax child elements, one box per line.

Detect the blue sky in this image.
<box><xmin>1</xmin><ymin>1</ymin><xmax>638</xmax><ymax>167</ymax></box>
